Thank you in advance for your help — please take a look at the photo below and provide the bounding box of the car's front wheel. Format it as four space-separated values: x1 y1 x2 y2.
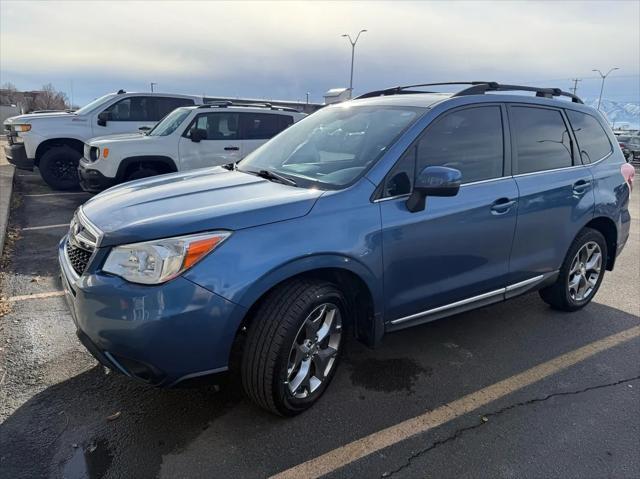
39 146 81 190
241 279 346 416
539 227 607 311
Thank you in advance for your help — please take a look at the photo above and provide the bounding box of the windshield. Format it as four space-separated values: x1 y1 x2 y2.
237 104 424 188
75 94 116 115
147 107 192 136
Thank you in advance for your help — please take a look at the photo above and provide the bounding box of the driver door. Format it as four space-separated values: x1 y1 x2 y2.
178 112 242 170
380 105 519 326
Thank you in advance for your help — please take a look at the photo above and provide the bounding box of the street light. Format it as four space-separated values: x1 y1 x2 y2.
592 67 619 110
150 82 157 93
341 29 367 99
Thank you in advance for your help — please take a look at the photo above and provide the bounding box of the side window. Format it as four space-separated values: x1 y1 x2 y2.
153 97 195 121
511 106 573 174
383 145 416 197
241 113 293 140
185 113 239 140
103 97 153 121
415 106 504 184
565 110 612 163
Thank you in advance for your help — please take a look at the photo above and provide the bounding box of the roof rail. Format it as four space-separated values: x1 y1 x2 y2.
199 101 300 112
356 81 583 104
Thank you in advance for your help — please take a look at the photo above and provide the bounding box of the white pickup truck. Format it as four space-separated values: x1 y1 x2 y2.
3 90 204 189
78 103 305 192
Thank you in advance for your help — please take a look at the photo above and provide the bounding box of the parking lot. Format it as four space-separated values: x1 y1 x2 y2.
0 163 638 479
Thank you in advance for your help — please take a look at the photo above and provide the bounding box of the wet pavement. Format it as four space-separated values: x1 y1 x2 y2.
0 169 638 479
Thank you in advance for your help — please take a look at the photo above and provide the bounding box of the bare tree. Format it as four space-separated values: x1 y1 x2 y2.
0 82 19 106
33 83 69 111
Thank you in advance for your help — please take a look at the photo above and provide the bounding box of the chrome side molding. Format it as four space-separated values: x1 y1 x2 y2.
391 274 547 326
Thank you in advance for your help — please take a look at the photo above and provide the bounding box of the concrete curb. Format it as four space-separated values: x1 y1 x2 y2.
0 164 16 258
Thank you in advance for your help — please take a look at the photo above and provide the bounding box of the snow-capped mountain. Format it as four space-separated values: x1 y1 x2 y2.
584 99 640 129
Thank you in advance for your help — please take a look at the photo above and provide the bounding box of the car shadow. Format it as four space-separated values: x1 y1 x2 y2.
1 298 638 479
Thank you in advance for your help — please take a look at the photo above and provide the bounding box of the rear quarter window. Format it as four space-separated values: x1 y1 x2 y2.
566 110 612 163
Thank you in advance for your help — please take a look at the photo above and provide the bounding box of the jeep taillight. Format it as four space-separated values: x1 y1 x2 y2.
621 163 635 191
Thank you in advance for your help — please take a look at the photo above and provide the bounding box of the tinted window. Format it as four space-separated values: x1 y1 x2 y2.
511 107 573 174
566 110 612 163
154 97 195 120
241 113 294 140
104 97 153 121
185 112 239 140
415 106 504 184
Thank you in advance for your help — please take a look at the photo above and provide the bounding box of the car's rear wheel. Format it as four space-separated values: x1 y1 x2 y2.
539 227 607 311
39 146 81 190
241 279 346 416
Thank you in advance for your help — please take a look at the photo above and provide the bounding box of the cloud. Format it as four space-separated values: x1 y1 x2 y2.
1 0 638 103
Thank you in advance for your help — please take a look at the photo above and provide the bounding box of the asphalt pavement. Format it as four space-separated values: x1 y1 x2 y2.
0 168 638 479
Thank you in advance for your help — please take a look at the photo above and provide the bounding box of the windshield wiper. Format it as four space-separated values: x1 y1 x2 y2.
245 169 297 186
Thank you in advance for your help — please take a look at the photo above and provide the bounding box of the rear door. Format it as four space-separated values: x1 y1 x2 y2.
178 111 242 170
240 112 294 156
507 105 595 284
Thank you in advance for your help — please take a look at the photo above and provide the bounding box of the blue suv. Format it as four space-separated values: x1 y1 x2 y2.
59 82 634 415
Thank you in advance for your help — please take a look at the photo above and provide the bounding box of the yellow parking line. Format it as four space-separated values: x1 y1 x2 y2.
271 325 640 479
6 291 65 302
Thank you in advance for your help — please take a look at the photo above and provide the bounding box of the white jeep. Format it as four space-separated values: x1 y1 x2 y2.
3 90 205 189
78 103 305 192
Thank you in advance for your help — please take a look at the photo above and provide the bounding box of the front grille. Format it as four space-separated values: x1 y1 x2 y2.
65 241 93 276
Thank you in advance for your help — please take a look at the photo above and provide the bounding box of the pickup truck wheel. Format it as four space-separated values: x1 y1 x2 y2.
539 228 607 312
241 279 346 416
39 146 81 190
125 167 159 182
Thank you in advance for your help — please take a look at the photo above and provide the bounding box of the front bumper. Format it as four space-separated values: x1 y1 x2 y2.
3 143 34 170
58 236 247 386
78 159 116 193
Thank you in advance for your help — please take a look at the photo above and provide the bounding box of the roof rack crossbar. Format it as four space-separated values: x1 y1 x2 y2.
199 101 299 112
356 81 583 104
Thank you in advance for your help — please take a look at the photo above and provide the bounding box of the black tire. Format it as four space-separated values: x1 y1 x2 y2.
125 167 159 182
39 146 81 190
241 279 346 416
539 227 607 312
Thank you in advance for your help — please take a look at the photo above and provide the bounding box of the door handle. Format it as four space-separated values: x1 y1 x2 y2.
224 146 240 151
572 179 591 193
490 197 517 214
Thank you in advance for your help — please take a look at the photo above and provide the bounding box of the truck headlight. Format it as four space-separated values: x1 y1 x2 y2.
102 231 230 284
14 124 31 132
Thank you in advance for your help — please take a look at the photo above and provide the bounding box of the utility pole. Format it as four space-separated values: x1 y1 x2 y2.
592 68 619 110
150 82 157 93
341 29 367 99
570 78 581 96
306 92 310 104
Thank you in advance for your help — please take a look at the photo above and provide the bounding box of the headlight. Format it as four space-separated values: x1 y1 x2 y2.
102 231 231 284
14 124 31 132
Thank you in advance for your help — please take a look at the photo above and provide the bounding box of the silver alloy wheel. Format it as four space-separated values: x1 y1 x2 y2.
567 241 602 301
286 303 342 399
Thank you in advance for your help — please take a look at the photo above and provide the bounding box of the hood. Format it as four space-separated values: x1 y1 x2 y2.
82 168 324 247
89 132 147 144
4 112 74 124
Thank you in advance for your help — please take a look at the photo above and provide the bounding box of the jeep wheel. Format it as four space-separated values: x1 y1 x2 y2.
241 279 346 416
39 146 81 190
539 227 607 311
125 167 159 182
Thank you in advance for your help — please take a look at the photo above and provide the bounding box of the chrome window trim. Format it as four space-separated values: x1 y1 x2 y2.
391 274 547 325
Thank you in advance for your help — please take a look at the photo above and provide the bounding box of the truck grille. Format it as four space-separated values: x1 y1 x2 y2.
65 241 93 276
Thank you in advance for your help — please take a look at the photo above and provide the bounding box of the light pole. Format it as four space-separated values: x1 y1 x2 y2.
150 82 157 93
592 68 618 110
341 29 367 99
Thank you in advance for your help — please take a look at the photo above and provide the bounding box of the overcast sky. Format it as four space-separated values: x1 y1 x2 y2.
1 0 638 106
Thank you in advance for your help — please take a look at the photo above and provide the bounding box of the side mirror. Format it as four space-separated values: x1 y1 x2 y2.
406 166 462 213
97 111 110 127
190 128 207 143
138 126 151 133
